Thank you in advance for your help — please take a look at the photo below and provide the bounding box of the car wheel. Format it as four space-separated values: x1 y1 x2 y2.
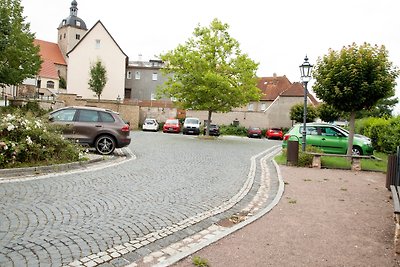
95 135 116 155
352 146 363 156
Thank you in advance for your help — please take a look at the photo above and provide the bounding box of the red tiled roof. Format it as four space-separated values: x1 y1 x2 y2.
281 82 320 106
257 75 292 101
34 39 66 79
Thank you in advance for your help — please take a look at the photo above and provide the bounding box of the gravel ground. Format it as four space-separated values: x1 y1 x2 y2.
174 166 400 267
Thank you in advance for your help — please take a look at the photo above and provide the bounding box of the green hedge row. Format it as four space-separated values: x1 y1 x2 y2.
355 116 400 154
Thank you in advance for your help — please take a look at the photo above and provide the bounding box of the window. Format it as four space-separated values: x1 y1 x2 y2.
51 109 76 122
63 33 66 38
59 34 62 40
76 34 80 40
95 39 101 49
76 21 81 27
124 88 131 99
135 71 140 80
127 71 132 79
247 103 254 111
302 126 318 135
99 112 115 122
46 81 55 89
151 93 156 100
261 103 266 111
321 127 340 137
77 110 99 122
152 73 158 81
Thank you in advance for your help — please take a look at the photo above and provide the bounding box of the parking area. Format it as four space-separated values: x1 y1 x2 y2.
0 132 281 267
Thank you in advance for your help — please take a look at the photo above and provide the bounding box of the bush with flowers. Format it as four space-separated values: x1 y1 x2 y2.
0 112 85 168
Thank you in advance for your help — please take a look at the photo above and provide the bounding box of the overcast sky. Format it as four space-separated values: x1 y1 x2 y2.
21 0 400 113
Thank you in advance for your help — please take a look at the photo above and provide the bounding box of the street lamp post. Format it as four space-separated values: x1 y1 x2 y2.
299 56 313 152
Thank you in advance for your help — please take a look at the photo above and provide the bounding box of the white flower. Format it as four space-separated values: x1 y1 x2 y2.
26 136 33 145
7 124 15 131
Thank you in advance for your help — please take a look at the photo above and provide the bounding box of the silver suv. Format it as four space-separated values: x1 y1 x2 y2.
49 106 131 155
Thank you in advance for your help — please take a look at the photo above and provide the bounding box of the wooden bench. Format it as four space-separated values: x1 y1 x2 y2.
390 185 400 253
306 152 374 171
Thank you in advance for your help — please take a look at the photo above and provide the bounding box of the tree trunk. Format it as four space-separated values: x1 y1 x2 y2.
346 111 356 157
206 110 212 136
97 95 100 102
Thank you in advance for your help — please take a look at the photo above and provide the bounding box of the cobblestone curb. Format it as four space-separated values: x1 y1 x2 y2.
0 148 130 181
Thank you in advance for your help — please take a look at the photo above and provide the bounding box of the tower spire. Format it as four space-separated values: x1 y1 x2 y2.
70 0 78 16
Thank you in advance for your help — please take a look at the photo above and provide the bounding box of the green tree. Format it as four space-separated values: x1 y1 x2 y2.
0 0 42 88
289 103 317 123
88 59 107 102
356 96 398 119
59 76 66 89
313 43 399 156
317 103 344 123
158 18 261 135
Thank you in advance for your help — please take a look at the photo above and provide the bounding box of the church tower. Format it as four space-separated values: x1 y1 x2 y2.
57 0 87 61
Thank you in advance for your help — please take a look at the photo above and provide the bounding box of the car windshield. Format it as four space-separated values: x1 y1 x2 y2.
186 119 198 124
166 119 178 124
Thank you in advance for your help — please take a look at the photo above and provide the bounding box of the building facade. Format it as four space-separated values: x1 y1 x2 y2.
124 59 169 101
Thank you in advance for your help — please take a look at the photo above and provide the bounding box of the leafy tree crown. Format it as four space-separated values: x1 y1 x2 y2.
158 18 261 113
312 42 399 112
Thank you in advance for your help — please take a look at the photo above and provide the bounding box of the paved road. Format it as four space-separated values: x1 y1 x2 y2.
0 132 281 267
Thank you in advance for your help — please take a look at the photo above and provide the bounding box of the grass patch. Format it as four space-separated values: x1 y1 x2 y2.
275 151 388 172
192 256 209 267
274 153 286 165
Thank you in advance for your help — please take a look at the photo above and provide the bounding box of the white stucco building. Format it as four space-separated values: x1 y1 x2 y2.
66 20 127 100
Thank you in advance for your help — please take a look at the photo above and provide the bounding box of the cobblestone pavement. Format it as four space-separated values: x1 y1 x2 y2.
0 132 282 267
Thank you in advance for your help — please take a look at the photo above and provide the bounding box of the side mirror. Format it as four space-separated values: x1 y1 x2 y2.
48 116 54 122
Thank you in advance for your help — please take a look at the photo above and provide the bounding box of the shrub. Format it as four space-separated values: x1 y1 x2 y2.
281 145 322 167
297 145 323 167
378 116 400 154
219 124 247 136
0 113 84 168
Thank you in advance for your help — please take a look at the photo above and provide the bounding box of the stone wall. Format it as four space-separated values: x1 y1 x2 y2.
186 96 307 129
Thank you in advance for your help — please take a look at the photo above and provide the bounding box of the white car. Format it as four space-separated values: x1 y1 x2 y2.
142 118 159 132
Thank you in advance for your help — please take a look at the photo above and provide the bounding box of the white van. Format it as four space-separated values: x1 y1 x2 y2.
183 117 201 135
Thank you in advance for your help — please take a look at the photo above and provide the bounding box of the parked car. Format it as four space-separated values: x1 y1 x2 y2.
203 124 220 136
266 128 283 140
247 127 262 138
142 118 159 132
163 118 181 133
182 117 201 135
48 106 131 155
282 123 373 155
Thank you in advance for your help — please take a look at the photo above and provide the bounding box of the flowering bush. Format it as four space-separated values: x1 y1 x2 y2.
0 113 84 168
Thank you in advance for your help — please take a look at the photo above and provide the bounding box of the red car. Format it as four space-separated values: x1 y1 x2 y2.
247 127 262 138
266 128 283 140
163 119 181 133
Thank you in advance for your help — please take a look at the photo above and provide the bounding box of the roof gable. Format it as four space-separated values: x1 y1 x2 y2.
281 82 320 106
34 39 66 65
66 20 128 59
34 39 65 79
257 75 292 101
